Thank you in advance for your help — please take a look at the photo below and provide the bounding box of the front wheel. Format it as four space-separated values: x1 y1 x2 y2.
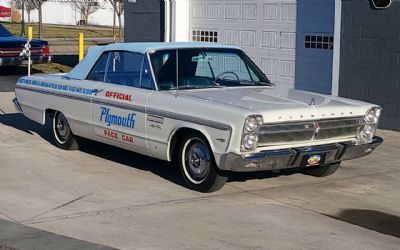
301 162 341 177
52 111 79 150
179 134 227 193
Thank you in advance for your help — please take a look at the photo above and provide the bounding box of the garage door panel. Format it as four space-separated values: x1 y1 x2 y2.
190 0 297 87
191 21 296 31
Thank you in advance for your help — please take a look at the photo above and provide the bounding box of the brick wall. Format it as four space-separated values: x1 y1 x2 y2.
339 0 400 131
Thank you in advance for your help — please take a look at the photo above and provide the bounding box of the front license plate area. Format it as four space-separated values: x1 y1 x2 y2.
301 153 326 168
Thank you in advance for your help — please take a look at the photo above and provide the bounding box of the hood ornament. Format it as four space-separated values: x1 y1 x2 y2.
309 97 316 106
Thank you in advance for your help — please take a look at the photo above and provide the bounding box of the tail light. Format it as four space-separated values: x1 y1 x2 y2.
43 46 50 55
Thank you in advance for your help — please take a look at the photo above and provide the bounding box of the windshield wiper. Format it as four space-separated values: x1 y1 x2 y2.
167 85 224 91
237 79 273 86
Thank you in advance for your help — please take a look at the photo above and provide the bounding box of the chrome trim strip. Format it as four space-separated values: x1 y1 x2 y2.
16 85 91 103
12 98 23 113
260 117 364 127
146 107 231 131
16 85 231 131
147 115 165 124
0 51 22 54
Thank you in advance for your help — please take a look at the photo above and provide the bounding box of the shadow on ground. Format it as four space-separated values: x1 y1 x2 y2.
328 209 400 238
0 113 52 143
0 112 300 189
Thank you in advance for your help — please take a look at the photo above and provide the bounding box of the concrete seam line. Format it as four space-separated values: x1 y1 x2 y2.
28 193 94 221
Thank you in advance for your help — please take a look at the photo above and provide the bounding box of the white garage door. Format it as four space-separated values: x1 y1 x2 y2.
189 0 297 88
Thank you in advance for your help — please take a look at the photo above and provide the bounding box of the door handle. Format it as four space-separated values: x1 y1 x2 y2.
91 89 104 95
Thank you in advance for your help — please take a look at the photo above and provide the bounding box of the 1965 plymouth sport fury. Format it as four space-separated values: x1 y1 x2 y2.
13 42 383 192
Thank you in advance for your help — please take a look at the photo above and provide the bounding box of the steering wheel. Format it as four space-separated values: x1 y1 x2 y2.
214 71 240 82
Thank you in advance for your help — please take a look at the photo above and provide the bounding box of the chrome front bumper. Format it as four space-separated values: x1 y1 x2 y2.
219 137 383 172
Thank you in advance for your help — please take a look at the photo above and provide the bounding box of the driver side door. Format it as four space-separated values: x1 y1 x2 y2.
87 50 155 153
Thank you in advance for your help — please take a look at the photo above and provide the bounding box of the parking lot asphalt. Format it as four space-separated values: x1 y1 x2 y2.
0 90 400 250
0 67 25 92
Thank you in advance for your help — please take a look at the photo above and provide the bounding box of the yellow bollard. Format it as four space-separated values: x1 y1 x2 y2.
28 26 32 41
79 32 84 61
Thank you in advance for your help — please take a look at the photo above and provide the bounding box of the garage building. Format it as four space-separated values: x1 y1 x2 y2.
124 0 399 131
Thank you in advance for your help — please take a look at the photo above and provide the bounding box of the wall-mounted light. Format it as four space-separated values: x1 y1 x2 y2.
370 0 392 9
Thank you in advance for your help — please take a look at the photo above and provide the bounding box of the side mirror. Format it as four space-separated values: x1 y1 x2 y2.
370 0 392 9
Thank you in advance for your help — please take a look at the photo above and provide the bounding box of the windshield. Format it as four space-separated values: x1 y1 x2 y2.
149 48 271 90
0 24 13 37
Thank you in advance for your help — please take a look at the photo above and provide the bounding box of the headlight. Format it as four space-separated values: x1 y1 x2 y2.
241 115 263 151
244 117 259 132
358 106 381 143
242 134 258 150
364 107 381 124
359 124 376 143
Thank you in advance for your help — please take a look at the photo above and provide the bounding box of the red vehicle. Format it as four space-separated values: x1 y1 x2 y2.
0 24 51 66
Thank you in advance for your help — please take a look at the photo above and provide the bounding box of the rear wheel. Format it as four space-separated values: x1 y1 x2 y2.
179 134 227 192
52 111 79 150
301 162 341 177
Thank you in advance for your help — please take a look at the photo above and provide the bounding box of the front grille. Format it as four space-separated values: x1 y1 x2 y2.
258 117 364 146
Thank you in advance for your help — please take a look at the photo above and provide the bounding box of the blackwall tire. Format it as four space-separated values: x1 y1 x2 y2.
52 111 79 150
301 162 341 177
179 133 227 193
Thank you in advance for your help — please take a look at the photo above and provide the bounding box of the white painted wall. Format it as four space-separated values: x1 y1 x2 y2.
171 0 189 42
0 0 123 27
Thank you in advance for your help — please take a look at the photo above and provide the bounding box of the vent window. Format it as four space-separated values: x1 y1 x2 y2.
192 30 218 43
305 35 334 50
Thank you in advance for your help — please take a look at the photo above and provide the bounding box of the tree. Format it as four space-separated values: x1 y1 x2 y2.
26 0 46 39
25 0 36 23
109 0 123 41
71 0 103 26
14 0 36 23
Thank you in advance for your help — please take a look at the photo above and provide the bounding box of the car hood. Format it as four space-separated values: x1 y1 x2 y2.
0 35 47 47
178 86 373 122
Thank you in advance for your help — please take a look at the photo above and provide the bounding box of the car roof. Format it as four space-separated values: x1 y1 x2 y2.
99 42 240 54
66 42 241 80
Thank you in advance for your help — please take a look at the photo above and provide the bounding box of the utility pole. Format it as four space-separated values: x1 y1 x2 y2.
21 0 26 36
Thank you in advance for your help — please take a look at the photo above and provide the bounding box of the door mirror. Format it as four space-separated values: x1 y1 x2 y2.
370 0 392 9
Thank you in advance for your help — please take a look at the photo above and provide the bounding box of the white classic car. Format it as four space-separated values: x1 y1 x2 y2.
13 42 383 192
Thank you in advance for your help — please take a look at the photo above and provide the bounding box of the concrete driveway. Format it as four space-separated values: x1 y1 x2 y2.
0 92 399 250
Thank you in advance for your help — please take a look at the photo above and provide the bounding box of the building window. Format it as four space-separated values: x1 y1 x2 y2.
305 34 334 50
192 30 218 43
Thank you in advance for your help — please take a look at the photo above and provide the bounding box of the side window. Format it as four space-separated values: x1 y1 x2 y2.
105 51 144 88
87 52 109 82
140 57 156 90
150 50 177 90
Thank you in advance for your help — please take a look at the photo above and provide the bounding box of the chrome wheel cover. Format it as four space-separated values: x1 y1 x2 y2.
182 138 211 184
53 112 71 144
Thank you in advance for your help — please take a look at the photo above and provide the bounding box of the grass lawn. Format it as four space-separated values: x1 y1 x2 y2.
32 63 72 74
1 22 117 40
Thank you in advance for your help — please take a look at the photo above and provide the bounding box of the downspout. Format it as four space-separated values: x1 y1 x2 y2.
332 0 342 96
170 0 175 42
164 0 171 42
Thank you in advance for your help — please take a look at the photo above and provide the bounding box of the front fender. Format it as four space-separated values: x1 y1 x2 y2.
166 123 232 167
